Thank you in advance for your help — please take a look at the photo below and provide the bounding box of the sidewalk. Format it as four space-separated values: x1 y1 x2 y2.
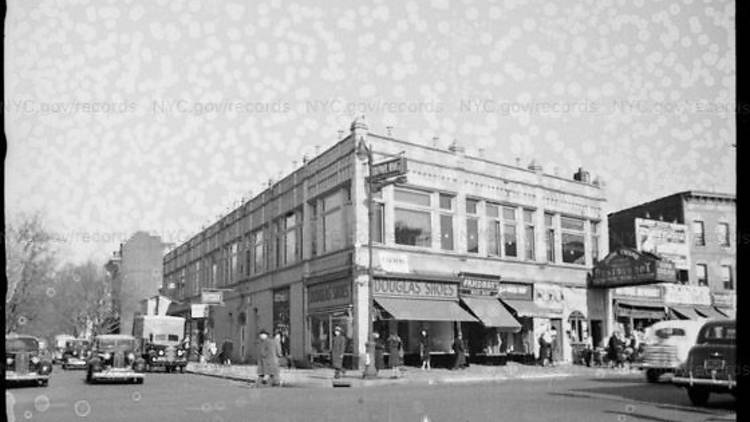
185 361 640 388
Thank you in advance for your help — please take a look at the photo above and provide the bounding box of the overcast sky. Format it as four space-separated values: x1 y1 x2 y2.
5 0 735 264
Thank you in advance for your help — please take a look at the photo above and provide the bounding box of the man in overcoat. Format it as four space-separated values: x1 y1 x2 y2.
331 326 347 379
257 330 281 386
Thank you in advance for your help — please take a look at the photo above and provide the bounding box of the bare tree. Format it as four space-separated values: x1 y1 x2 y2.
5 213 58 334
51 262 119 337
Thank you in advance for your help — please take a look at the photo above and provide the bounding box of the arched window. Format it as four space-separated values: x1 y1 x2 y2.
568 311 587 343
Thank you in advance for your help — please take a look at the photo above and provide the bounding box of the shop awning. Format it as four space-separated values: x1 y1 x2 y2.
695 306 728 319
500 299 562 318
715 307 735 319
375 298 478 322
460 297 521 331
670 306 704 320
615 299 666 320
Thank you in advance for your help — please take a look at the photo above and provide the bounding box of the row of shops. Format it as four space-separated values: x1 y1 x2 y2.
166 248 734 366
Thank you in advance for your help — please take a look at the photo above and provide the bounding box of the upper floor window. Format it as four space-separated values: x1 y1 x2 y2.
591 221 600 263
692 220 705 246
721 265 733 290
561 216 585 265
696 263 708 286
322 190 346 252
284 212 300 265
467 217 479 253
545 213 555 263
394 188 432 247
466 199 479 215
717 223 730 247
253 229 264 274
487 204 517 258
439 194 454 210
523 209 535 261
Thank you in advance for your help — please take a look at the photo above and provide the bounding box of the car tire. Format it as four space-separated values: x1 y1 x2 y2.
687 388 710 406
136 378 144 385
86 368 94 384
645 369 660 383
179 366 185 374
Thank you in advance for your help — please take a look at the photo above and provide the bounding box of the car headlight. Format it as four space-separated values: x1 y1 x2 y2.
177 349 184 356
31 356 40 364
6 357 14 365
127 353 135 361
103 353 111 360
158 350 164 356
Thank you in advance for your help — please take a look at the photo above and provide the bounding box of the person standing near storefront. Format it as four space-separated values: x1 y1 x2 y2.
257 330 281 386
538 329 552 367
549 327 558 367
419 329 431 371
373 332 385 373
331 326 347 379
452 333 467 370
387 332 403 379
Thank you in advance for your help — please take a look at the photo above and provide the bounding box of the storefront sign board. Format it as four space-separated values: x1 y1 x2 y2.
590 248 676 288
373 278 457 300
308 280 351 310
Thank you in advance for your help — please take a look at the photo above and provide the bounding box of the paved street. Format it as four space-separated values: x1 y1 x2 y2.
6 367 735 422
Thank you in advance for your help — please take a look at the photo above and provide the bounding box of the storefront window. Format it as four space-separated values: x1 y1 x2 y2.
395 208 431 247
568 311 587 343
309 312 352 354
273 288 290 331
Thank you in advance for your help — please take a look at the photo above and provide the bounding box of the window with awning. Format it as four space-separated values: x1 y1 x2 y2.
460 297 521 332
375 297 477 322
500 299 562 319
614 300 666 320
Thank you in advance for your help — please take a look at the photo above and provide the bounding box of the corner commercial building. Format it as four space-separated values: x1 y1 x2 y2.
163 118 607 368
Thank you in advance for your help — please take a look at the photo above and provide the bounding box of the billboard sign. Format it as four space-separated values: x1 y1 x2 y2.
635 218 689 270
368 156 407 183
590 248 677 288
201 290 224 305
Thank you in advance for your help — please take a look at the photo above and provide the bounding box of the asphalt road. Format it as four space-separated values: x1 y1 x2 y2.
6 366 736 422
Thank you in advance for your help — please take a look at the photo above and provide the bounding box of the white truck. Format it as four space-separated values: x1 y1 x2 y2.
132 315 187 373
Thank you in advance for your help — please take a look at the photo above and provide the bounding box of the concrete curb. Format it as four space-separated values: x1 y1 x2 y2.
186 368 582 389
560 390 736 419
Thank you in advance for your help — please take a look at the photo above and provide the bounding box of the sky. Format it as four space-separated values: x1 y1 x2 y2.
5 0 735 265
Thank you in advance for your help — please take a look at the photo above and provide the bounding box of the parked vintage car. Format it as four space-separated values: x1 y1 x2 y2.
636 320 705 383
672 319 736 406
5 335 53 387
62 339 92 370
86 334 146 384
53 334 76 364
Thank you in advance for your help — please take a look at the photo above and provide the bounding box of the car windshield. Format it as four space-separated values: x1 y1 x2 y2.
67 340 90 348
153 334 180 343
699 324 735 343
98 339 134 350
6 338 39 352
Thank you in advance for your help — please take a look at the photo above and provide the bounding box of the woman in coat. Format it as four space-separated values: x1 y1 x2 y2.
418 329 431 370
373 331 385 372
257 330 280 386
386 332 403 378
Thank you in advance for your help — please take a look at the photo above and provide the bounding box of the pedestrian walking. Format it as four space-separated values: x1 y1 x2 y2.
452 333 467 370
418 329 431 371
220 338 233 366
280 327 292 369
607 331 625 368
257 330 281 386
386 332 403 379
538 329 552 367
331 326 347 379
373 332 385 373
549 327 558 367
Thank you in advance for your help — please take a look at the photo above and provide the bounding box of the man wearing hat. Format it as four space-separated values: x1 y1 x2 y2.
257 329 281 386
331 326 347 379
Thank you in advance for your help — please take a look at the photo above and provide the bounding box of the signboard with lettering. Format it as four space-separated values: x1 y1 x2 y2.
191 304 209 319
534 284 564 310
308 280 351 310
458 273 500 297
496 283 533 301
378 251 410 273
201 290 224 305
373 278 457 300
368 156 408 183
635 218 690 270
661 283 711 306
711 292 736 308
612 285 662 299
590 248 676 288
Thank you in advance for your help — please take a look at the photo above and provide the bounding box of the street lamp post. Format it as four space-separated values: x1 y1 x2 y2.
357 139 379 379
